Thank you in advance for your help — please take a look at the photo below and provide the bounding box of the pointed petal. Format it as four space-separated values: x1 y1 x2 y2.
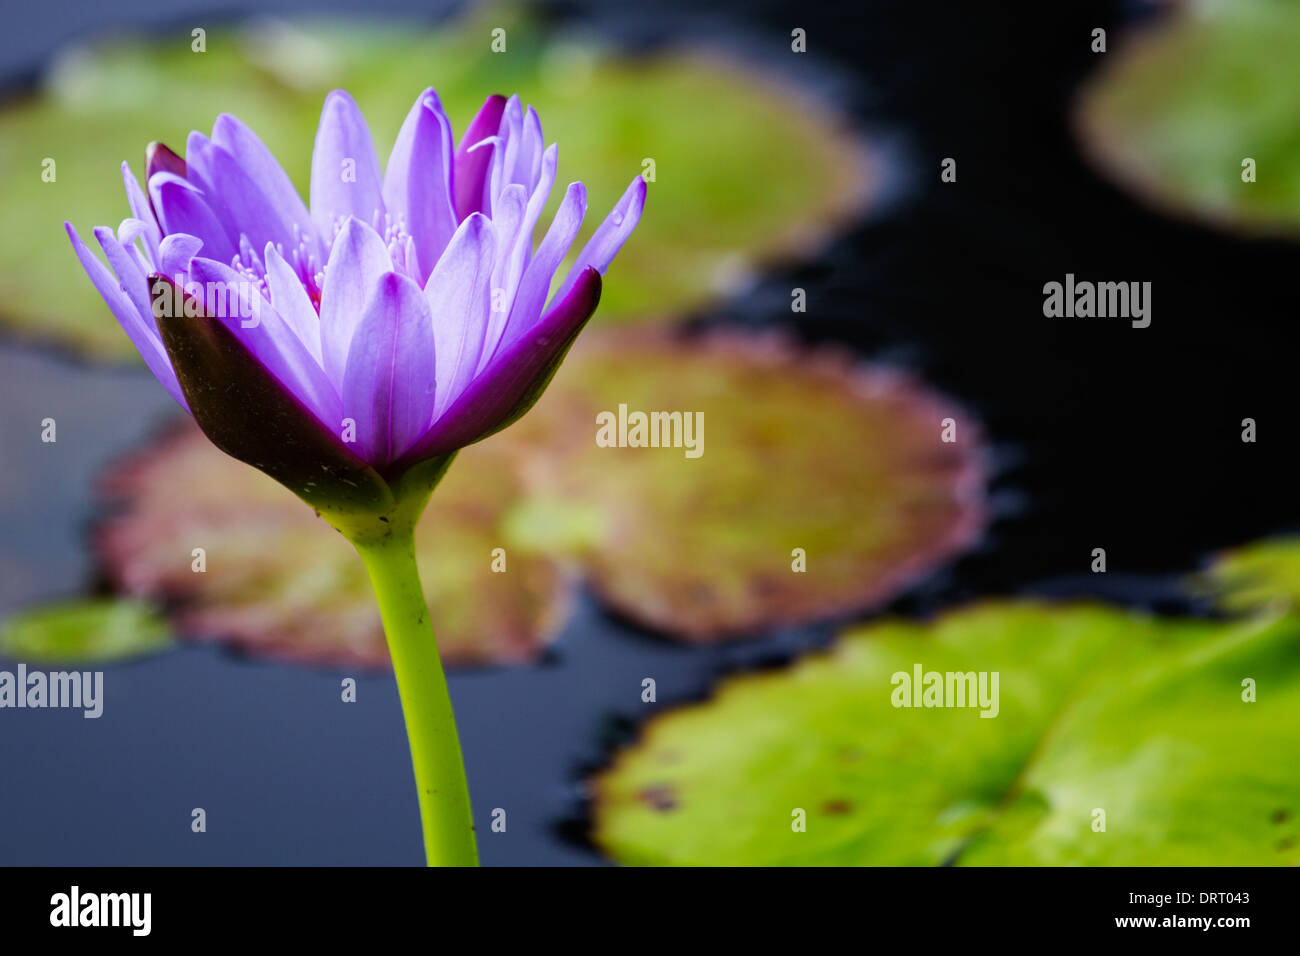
121 162 161 261
148 173 237 264
382 88 457 281
186 131 298 255
398 266 601 464
148 274 390 515
453 94 507 221
514 106 544 190
520 143 559 254
264 242 323 364
93 226 151 321
502 180 587 351
210 113 320 260
478 183 527 371
146 141 186 181
66 223 185 409
341 272 436 465
311 90 385 234
555 174 647 301
487 95 523 206
423 213 495 419
318 217 393 390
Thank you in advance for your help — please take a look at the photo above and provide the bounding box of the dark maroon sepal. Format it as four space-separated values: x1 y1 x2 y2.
149 275 394 518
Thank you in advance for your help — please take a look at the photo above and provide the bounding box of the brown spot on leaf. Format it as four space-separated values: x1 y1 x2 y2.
638 784 679 812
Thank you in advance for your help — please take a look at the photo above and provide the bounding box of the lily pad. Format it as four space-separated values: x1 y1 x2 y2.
0 598 173 663
1076 0 1300 236
94 331 983 660
96 421 571 669
0 7 872 357
591 602 1300 865
1205 536 1300 613
512 331 986 639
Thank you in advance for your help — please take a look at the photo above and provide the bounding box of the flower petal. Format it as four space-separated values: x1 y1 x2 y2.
487 95 524 206
146 141 186 181
423 212 495 420
158 234 203 277
501 180 587 352
148 274 390 516
66 223 185 409
554 174 647 301
479 183 527 370
148 173 237 265
311 90 385 235
397 266 601 465
382 88 457 281
121 162 161 261
187 257 340 430
514 106 544 191
318 217 394 390
186 131 299 256
453 94 507 221
341 272 437 466
93 226 151 321
263 241 323 364
210 113 320 261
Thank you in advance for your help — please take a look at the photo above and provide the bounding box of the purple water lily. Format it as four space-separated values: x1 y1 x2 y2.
67 88 644 504
66 87 646 866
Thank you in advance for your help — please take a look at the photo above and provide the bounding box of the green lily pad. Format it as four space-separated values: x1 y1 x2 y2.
0 598 174 663
0 7 872 358
592 601 1300 865
96 421 571 669
513 331 986 639
1076 0 1300 235
1205 536 1300 613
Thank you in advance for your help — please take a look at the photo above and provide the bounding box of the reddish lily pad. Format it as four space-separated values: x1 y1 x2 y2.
510 331 987 639
97 421 571 669
95 333 985 661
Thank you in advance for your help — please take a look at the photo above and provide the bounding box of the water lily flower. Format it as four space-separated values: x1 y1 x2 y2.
66 88 645 867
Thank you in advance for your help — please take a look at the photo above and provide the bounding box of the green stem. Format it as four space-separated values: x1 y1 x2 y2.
354 529 477 867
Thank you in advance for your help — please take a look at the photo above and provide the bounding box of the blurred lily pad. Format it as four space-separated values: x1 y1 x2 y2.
0 7 872 357
1076 0 1300 236
592 601 1300 865
0 598 173 663
97 422 571 669
514 331 986 639
94 330 983 664
1205 536 1300 613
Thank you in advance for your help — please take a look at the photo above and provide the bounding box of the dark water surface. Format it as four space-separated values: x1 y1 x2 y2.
2 0 1296 864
